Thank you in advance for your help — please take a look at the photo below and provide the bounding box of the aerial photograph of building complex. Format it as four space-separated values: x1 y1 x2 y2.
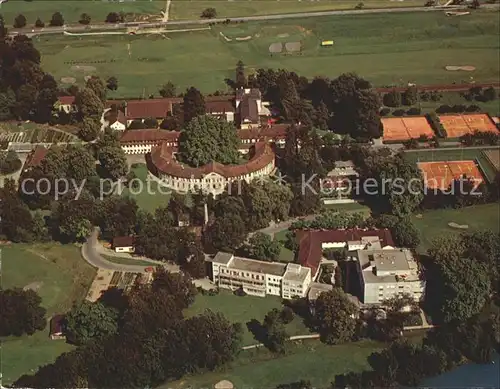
0 0 499 388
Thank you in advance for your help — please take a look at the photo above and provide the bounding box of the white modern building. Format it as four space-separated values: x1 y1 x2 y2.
355 248 425 305
210 252 311 298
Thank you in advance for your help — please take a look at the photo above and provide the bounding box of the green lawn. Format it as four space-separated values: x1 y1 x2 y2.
412 203 500 253
162 339 382 389
0 243 96 384
404 146 500 182
0 0 163 26
273 229 295 262
170 0 424 20
102 254 156 267
321 201 372 215
185 290 313 346
35 10 500 97
121 163 171 212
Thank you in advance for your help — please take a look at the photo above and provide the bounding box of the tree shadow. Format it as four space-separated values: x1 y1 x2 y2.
246 319 267 344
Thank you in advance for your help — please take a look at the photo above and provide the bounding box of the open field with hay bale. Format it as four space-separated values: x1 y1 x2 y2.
35 10 500 97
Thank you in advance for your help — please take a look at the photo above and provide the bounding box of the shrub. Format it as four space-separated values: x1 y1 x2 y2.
379 107 391 116
201 7 217 18
34 18 45 28
466 104 481 112
403 86 418 106
426 112 447 138
280 307 295 324
50 12 64 27
392 109 406 117
383 90 402 107
406 107 421 116
79 13 91 25
13 14 27 29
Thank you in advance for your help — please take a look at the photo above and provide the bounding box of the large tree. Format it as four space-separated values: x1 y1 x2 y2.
85 75 106 102
51 194 97 242
314 288 358 344
178 115 239 167
97 129 128 180
78 117 100 141
159 81 176 98
329 73 383 140
245 232 281 262
183 86 205 123
204 214 247 252
75 87 104 118
426 235 491 323
0 288 46 336
65 301 119 345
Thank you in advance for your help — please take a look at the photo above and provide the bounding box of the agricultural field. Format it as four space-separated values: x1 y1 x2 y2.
0 122 79 144
0 0 164 27
0 243 96 384
169 0 424 20
34 10 500 97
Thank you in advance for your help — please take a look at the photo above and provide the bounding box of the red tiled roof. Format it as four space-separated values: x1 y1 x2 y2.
120 129 180 144
113 236 136 247
295 229 395 275
125 98 182 119
151 142 274 179
24 146 48 169
238 124 289 140
205 100 235 113
58 96 75 105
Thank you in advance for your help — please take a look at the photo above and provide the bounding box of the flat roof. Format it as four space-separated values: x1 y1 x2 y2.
283 263 310 283
231 256 286 276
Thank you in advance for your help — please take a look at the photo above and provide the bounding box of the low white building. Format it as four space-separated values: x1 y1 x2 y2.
355 248 425 305
112 236 135 253
210 252 311 299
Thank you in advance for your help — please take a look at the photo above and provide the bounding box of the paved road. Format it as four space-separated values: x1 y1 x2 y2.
9 4 492 37
250 214 319 239
82 228 179 273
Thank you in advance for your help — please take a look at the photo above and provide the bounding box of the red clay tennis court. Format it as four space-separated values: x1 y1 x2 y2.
418 160 484 190
438 114 498 138
382 117 434 142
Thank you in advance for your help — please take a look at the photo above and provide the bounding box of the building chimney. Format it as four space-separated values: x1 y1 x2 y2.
204 203 209 225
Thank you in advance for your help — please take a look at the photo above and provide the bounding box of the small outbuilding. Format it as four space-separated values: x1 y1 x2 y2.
49 314 66 340
112 236 136 253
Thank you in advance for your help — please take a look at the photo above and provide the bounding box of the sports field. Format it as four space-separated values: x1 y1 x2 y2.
404 146 500 182
0 244 96 384
34 10 500 97
438 113 499 138
382 116 435 142
418 160 484 190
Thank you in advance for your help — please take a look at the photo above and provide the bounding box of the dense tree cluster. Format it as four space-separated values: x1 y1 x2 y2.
178 115 240 166
244 232 281 262
204 179 293 252
0 35 58 123
0 149 22 174
0 288 46 336
333 313 500 389
424 232 497 323
14 269 243 389
250 71 382 140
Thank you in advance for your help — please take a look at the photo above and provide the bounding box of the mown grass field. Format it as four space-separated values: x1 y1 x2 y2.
162 339 382 389
0 0 164 27
0 244 96 384
185 290 313 346
169 0 424 20
412 203 500 253
35 10 500 97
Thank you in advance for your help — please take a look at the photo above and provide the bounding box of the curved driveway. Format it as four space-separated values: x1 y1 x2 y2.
81 229 155 272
